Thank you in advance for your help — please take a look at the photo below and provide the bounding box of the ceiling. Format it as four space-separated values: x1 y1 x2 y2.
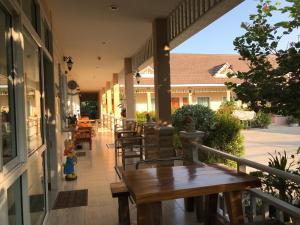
46 0 182 91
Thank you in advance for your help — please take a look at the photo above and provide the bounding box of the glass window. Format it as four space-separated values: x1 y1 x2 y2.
197 97 210 108
7 177 23 225
171 97 180 109
23 30 43 153
41 20 52 54
27 153 46 225
22 0 40 33
0 5 17 165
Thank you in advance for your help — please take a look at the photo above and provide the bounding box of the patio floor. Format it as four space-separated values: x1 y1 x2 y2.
46 129 198 225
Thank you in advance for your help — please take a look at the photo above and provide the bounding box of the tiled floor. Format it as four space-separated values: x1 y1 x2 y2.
46 129 198 225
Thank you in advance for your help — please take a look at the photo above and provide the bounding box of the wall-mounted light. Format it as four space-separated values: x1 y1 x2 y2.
135 72 141 84
63 56 74 71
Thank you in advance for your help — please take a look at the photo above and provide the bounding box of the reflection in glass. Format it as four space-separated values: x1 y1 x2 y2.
0 5 16 164
7 177 23 225
22 0 39 32
23 30 43 153
28 153 46 225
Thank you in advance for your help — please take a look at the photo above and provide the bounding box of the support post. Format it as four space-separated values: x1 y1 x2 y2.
124 58 136 120
113 73 120 118
188 91 193 105
147 91 152 112
153 18 171 124
106 81 112 114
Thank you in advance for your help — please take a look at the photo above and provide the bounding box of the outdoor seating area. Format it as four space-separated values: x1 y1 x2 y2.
73 117 96 150
102 118 300 225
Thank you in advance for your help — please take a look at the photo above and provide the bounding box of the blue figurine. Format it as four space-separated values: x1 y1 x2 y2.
63 139 77 181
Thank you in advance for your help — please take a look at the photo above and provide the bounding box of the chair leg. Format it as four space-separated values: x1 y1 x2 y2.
195 196 205 222
184 197 194 212
224 191 244 225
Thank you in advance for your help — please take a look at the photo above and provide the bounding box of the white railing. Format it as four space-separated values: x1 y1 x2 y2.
196 144 300 224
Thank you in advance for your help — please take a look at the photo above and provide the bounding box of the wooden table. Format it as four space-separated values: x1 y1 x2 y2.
123 164 261 225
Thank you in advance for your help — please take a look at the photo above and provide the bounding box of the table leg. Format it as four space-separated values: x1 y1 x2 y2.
137 202 162 225
224 191 244 225
204 194 218 225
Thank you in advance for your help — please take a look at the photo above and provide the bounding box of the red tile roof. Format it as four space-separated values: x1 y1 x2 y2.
139 54 249 85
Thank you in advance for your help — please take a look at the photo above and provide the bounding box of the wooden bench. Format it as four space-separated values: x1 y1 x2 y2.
110 182 130 225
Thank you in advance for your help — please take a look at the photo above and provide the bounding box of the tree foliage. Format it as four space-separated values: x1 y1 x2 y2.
226 0 300 119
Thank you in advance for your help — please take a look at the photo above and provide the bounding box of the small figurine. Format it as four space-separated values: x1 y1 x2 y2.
63 139 77 181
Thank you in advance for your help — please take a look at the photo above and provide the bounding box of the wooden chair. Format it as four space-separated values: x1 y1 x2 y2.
74 126 92 149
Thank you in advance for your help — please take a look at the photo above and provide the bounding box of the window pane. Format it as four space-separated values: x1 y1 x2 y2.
28 153 46 225
171 97 180 109
23 31 43 153
197 97 210 107
7 177 23 225
0 6 16 165
182 97 189 106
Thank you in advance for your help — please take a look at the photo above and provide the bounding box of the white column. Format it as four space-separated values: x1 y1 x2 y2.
226 90 231 101
188 92 193 105
124 58 136 120
147 92 152 112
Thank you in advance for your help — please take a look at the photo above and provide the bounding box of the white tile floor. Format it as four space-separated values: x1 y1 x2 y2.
46 129 199 225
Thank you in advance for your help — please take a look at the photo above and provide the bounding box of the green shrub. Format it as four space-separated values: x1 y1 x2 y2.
203 114 244 166
252 111 272 128
136 111 156 123
251 150 300 212
172 105 215 133
217 101 237 115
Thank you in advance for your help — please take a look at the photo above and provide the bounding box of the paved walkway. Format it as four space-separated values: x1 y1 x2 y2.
242 125 300 166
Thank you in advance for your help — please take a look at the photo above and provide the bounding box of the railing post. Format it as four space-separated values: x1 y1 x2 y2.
237 162 247 174
262 201 270 221
248 193 257 222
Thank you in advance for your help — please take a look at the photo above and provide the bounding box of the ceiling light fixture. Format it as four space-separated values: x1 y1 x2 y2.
135 72 141 84
63 56 74 71
110 4 119 11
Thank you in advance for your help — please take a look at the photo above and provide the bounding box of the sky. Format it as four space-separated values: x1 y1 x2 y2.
172 0 299 54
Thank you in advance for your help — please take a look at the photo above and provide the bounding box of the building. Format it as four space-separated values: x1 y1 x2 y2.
134 54 246 112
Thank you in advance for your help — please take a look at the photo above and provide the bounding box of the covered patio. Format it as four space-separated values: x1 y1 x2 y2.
0 0 299 225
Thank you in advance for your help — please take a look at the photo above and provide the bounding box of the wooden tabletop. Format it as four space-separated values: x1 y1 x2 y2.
123 164 261 204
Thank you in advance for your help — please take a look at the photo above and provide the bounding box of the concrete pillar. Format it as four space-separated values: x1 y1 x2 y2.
153 18 171 124
147 91 152 112
188 91 193 105
113 73 120 118
106 81 112 113
124 58 136 120
226 90 231 101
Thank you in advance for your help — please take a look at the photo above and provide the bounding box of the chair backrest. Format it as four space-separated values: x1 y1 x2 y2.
124 120 136 131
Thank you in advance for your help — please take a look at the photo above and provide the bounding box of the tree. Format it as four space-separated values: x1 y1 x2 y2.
226 0 300 119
